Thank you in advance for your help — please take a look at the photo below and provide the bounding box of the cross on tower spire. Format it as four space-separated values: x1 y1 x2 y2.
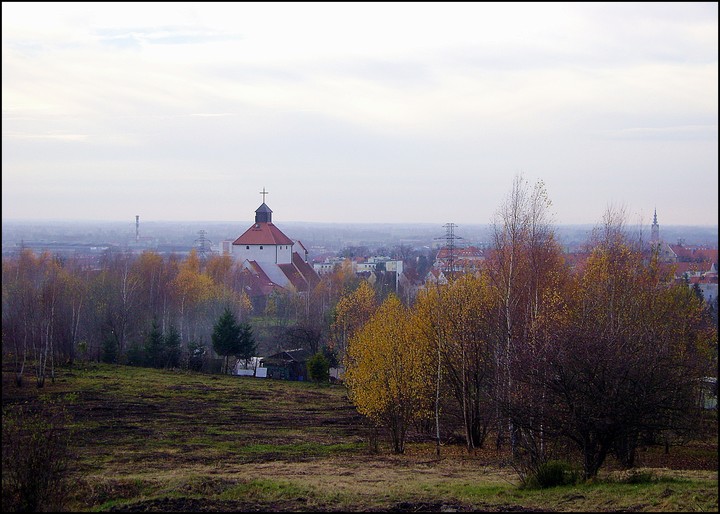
260 187 269 203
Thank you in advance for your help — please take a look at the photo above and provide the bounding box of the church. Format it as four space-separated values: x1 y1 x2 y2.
227 189 320 297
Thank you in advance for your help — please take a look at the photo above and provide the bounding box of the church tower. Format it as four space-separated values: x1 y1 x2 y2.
255 202 272 223
650 208 660 247
231 188 294 265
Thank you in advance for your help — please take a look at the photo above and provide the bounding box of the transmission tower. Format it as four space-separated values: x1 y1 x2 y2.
194 230 213 260
434 223 463 278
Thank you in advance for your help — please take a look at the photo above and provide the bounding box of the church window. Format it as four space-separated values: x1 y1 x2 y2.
246 246 249 250
260 246 263 250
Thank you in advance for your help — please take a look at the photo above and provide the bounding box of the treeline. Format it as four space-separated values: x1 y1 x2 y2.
342 177 717 481
1 239 387 386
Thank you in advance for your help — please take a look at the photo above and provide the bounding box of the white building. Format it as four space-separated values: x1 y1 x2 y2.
225 194 319 293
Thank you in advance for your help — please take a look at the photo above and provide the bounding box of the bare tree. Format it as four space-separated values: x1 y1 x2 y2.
508 207 715 479
487 174 558 453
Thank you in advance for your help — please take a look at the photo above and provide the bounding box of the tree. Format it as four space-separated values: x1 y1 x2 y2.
235 322 257 368
487 174 560 454
101 251 142 360
184 340 205 372
307 352 330 383
134 251 172 333
510 207 716 479
414 273 498 452
144 319 164 368
172 250 214 344
211 308 242 374
344 294 434 453
2 249 44 386
163 324 181 368
284 324 323 355
332 280 377 357
50 255 87 367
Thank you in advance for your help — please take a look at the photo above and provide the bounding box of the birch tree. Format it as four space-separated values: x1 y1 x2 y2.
344 294 434 453
332 280 377 357
414 273 498 452
487 174 557 452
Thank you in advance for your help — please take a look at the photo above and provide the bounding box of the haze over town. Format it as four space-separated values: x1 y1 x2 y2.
2 2 718 227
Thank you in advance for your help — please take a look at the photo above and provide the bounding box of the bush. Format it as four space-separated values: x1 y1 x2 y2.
306 352 330 383
2 397 73 512
526 460 578 489
101 337 118 364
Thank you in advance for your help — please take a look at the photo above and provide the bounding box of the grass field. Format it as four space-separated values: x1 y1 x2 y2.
2 363 717 512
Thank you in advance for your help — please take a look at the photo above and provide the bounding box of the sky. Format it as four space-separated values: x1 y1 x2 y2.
2 2 718 227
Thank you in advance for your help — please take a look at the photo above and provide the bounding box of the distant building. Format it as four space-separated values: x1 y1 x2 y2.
650 208 660 249
647 209 718 306
221 240 232 255
260 348 312 381
433 245 485 273
225 190 320 295
313 256 403 276
425 268 449 286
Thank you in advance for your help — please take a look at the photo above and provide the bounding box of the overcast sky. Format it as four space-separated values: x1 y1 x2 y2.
2 2 718 227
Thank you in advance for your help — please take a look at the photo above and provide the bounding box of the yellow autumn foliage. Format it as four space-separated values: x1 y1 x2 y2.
332 280 377 354
344 294 434 453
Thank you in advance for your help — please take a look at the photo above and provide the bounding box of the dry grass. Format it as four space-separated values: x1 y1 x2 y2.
2 363 717 512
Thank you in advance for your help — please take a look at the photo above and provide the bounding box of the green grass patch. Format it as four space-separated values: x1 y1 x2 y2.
3 363 715 512
236 441 362 457
220 478 312 501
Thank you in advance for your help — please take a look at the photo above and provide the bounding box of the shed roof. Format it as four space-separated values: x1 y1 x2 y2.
262 348 312 364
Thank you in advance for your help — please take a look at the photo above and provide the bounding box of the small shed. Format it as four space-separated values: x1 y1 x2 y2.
699 377 717 410
260 348 312 381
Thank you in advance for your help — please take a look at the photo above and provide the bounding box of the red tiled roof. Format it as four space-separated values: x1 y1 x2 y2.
668 245 718 263
292 252 321 288
693 248 718 263
242 262 283 296
232 222 294 246
278 263 308 292
241 253 322 294
670 262 706 276
660 260 716 279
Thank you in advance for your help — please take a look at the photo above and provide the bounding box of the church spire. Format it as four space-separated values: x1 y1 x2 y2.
651 207 659 245
255 187 272 223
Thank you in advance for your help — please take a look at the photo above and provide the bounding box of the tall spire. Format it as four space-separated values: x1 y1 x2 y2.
651 207 660 245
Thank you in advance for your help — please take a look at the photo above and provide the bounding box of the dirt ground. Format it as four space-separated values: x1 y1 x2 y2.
2 364 717 512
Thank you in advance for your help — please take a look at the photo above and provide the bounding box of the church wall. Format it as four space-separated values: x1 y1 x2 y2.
232 243 293 264
275 244 293 264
